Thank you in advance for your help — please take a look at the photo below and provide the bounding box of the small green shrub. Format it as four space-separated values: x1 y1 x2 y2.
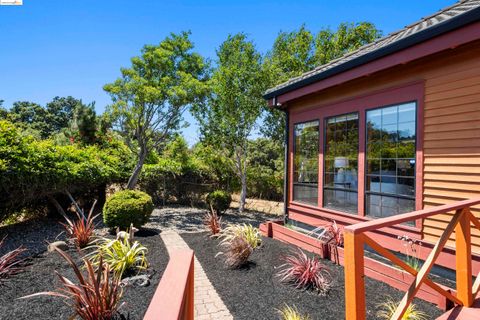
103 190 153 229
89 237 148 279
220 223 262 249
206 190 232 215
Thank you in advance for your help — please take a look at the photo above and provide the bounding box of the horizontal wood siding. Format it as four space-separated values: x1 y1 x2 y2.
423 57 480 253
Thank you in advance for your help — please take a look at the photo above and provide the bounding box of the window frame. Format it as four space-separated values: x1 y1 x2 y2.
323 112 360 214
364 101 418 222
287 81 424 232
292 119 320 206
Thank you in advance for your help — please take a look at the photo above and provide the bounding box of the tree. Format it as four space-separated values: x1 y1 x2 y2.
262 22 381 142
104 31 209 189
191 33 267 212
262 26 315 143
8 101 49 137
45 96 82 136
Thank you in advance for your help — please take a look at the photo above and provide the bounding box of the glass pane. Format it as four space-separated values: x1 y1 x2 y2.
293 121 319 204
367 159 380 175
397 177 415 196
397 159 415 177
399 102 416 123
293 184 317 205
382 106 398 125
398 121 415 141
381 159 396 175
324 112 358 213
366 175 381 192
366 102 417 219
324 189 358 214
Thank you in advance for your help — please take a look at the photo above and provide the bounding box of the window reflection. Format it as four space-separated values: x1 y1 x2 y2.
323 113 359 213
293 121 319 205
366 102 416 221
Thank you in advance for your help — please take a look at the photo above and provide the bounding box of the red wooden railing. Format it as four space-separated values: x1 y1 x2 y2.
344 198 480 320
144 249 195 320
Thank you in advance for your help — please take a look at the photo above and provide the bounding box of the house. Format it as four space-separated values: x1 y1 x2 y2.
263 0 480 317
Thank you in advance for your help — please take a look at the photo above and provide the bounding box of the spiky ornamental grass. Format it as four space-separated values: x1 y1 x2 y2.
0 236 26 282
376 297 428 320
61 200 99 249
204 205 222 236
217 235 253 269
21 248 123 320
219 223 261 249
278 304 311 320
277 248 332 295
88 237 148 279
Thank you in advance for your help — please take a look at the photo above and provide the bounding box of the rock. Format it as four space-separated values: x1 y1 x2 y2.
47 241 68 252
121 274 151 287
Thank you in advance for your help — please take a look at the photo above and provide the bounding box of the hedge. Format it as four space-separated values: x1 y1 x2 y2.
0 120 133 221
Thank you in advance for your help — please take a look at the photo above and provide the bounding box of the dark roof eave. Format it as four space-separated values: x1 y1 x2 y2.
263 6 480 101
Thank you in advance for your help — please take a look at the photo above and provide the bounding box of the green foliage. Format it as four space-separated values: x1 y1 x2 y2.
206 190 232 215
376 298 427 320
140 135 216 205
104 31 209 189
247 138 283 201
89 237 148 279
220 224 262 249
278 304 311 320
262 22 381 143
191 33 268 211
103 190 153 229
0 120 133 221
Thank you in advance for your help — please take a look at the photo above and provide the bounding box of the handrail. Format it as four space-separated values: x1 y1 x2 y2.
346 198 480 234
344 198 480 320
144 249 195 320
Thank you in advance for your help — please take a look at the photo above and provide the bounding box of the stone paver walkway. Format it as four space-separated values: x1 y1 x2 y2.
160 230 233 320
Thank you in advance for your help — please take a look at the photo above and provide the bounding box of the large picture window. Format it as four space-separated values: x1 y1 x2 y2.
366 102 416 219
293 121 319 205
324 113 359 213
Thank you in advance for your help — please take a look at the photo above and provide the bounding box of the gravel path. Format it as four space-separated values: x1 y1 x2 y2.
145 205 280 233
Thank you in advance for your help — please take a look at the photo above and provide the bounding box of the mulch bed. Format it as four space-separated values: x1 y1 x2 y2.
182 232 443 320
0 227 168 320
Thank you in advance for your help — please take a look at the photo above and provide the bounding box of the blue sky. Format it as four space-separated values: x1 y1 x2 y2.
0 0 454 144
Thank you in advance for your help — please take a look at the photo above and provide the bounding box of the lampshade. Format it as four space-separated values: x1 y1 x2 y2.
334 157 349 168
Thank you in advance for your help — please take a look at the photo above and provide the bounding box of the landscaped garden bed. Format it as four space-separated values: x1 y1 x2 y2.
0 224 168 320
182 232 443 319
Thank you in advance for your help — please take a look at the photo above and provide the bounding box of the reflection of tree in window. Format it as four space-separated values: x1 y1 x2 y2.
324 113 359 213
366 102 416 222
293 121 319 205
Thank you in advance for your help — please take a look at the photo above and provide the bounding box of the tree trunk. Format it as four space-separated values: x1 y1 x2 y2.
127 145 147 190
239 173 247 213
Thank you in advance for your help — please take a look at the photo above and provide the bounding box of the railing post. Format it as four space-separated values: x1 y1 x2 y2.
344 230 366 320
455 208 473 307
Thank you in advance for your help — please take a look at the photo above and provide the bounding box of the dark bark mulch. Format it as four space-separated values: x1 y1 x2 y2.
182 232 443 320
0 228 168 320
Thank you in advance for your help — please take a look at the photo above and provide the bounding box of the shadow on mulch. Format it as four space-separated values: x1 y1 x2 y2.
182 232 443 320
0 228 168 320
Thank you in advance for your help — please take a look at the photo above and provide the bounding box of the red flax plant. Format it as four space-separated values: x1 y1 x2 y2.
204 204 222 236
277 249 332 296
22 248 123 320
325 221 344 265
62 200 99 249
217 236 253 269
0 237 26 282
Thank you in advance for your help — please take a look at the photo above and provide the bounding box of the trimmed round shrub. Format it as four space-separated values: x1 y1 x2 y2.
103 190 154 229
206 190 232 215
